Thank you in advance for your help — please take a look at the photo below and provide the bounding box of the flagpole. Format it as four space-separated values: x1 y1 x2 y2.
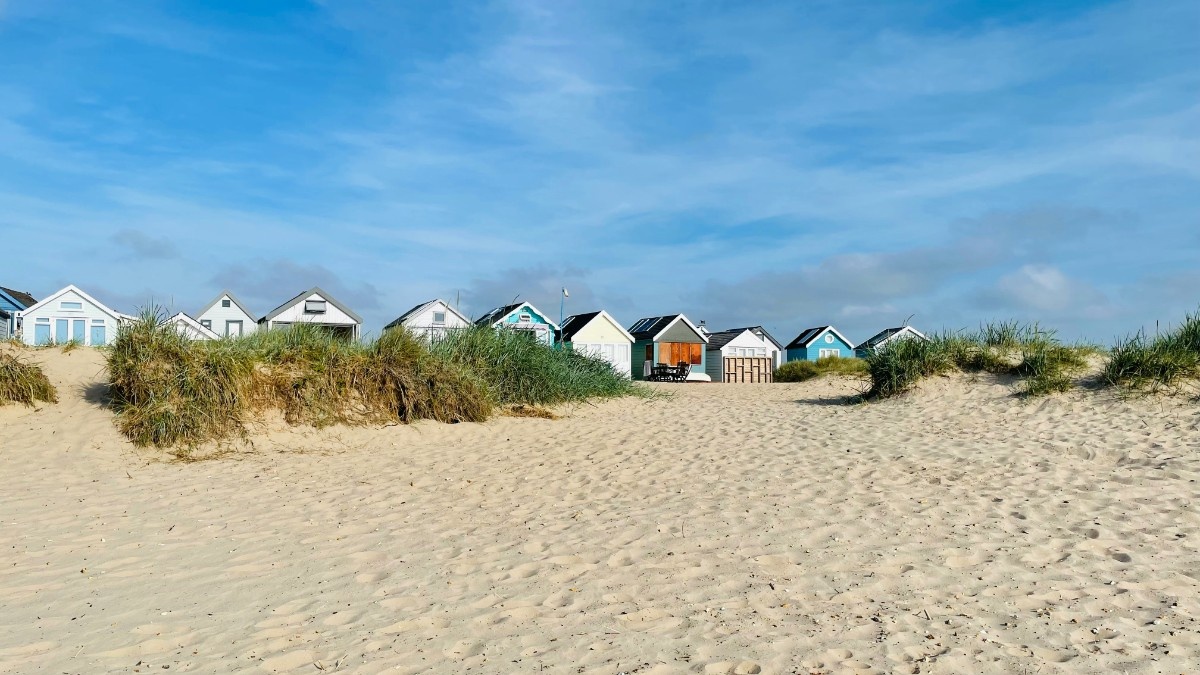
558 288 568 349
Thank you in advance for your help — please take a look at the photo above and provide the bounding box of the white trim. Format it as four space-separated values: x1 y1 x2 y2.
167 312 221 340
487 301 560 331
15 285 125 322
564 310 635 343
802 326 856 350
650 314 709 344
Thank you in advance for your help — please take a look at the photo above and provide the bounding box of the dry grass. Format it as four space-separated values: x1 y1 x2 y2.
0 351 58 406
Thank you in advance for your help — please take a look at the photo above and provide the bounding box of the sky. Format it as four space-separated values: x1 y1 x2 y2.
1 0 1197 345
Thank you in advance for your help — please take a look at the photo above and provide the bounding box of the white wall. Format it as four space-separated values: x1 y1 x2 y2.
197 294 257 337
568 313 633 377
401 300 470 338
20 288 123 347
266 292 359 328
705 330 783 381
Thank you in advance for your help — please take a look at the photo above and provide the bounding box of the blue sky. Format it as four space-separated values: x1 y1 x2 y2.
1 0 1197 344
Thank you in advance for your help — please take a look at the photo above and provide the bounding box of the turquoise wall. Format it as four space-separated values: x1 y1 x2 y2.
785 330 855 361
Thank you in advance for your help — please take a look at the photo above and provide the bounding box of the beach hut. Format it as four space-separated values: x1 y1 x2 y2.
384 299 471 340
854 326 927 358
703 326 784 383
785 326 855 361
475 301 558 346
15 285 130 347
166 312 221 341
258 287 362 340
560 311 635 377
196 290 258 338
628 314 710 381
0 309 9 340
0 286 36 338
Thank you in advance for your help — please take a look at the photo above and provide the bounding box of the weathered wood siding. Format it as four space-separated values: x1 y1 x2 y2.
722 357 773 383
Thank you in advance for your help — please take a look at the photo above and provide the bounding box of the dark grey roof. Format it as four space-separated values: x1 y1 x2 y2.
785 326 827 349
560 311 601 342
0 286 37 308
475 302 559 329
859 327 903 350
196 290 256 321
260 287 363 324
628 315 679 341
705 326 784 351
858 326 926 350
0 308 10 319
475 302 524 327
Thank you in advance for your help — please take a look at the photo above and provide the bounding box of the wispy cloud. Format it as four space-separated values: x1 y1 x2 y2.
0 0 1196 341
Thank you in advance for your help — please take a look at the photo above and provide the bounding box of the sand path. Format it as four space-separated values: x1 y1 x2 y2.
1 348 1198 673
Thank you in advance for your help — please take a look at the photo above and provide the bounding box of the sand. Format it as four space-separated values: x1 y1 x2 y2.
1 346 1198 674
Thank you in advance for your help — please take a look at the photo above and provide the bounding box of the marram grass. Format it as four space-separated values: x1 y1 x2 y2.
773 356 867 383
0 352 58 406
107 313 641 451
860 322 1094 400
1103 311 1200 394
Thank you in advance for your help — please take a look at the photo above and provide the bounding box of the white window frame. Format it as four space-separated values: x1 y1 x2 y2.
432 311 446 325
818 348 840 359
304 300 327 315
61 301 83 311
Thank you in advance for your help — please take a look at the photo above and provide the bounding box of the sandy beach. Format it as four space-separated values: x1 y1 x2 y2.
1 346 1198 674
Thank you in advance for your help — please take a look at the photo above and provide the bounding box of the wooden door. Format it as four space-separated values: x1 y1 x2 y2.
723 357 773 383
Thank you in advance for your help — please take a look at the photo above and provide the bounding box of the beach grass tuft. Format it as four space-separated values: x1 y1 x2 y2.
774 356 868 383
429 326 643 406
0 351 58 406
1103 311 1200 394
862 322 1093 400
107 314 640 451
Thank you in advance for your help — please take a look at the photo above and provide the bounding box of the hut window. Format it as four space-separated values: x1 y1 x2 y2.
518 312 532 323
824 334 834 344
432 311 446 324
222 299 231 308
61 301 83 310
660 342 702 365
201 319 212 329
304 300 327 314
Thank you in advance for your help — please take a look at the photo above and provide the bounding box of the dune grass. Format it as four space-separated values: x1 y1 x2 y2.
107 314 640 451
0 351 58 406
861 322 1094 400
774 356 868 383
429 326 642 406
1103 311 1200 394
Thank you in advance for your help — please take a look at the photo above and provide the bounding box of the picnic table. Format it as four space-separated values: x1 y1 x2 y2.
649 362 690 382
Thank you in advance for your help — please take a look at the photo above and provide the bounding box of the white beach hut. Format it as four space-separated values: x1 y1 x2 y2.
703 326 784 383
258 287 362 340
196 290 258 338
560 311 635 377
16 285 131 347
166 312 221 341
383 298 471 340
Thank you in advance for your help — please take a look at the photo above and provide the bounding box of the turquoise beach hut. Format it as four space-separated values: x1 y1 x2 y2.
784 325 856 361
475 301 559 346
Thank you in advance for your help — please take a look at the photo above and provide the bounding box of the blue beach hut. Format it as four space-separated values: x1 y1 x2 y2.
784 325 856 361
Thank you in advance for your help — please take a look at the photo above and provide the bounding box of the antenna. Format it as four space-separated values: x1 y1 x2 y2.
903 313 915 327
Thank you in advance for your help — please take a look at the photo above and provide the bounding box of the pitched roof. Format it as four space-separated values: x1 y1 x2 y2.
196 290 257 321
167 312 221 340
785 325 856 350
260 287 363 324
0 286 36 309
561 311 634 343
858 326 926 350
705 326 784 351
385 299 470 330
628 314 708 343
475 301 559 330
16 284 126 322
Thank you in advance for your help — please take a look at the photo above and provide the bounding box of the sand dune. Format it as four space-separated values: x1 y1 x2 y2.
1 347 1198 673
